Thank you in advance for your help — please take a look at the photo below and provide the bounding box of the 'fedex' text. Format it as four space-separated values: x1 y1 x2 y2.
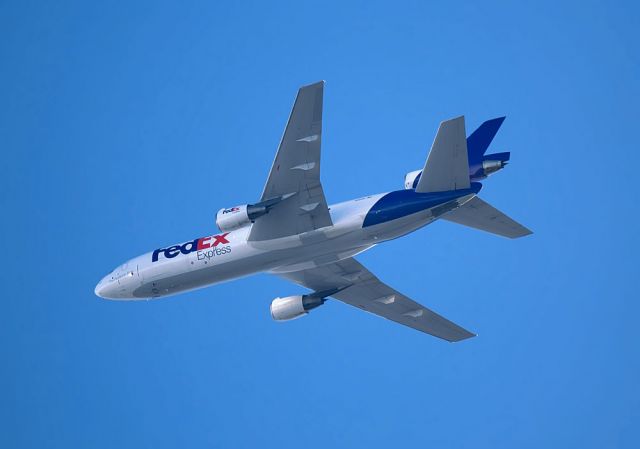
152 233 231 262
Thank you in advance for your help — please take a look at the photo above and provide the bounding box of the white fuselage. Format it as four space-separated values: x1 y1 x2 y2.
95 190 475 300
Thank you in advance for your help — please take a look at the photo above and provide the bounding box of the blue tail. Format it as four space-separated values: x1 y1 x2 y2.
404 116 511 190
467 117 509 180
467 117 505 165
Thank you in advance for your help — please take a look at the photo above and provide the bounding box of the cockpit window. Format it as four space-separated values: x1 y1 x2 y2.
112 269 134 281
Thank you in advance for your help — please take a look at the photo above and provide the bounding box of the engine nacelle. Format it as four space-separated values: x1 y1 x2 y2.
481 159 506 176
216 204 268 232
469 152 510 180
270 295 325 321
404 169 422 190
405 151 510 188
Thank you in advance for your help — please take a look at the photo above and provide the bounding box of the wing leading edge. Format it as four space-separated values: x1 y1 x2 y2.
277 258 475 342
250 81 333 241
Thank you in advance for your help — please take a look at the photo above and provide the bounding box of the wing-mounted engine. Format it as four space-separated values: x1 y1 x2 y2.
270 295 326 321
216 194 295 232
216 204 267 232
269 287 343 321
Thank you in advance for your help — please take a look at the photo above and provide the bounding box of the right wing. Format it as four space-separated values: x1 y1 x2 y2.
249 81 333 241
277 258 475 342
441 196 532 238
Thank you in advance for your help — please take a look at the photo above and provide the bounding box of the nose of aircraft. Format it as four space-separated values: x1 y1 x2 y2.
94 275 121 299
94 276 110 298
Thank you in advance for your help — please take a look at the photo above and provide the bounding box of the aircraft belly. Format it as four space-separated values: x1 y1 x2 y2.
364 209 435 241
134 257 262 298
130 192 473 299
133 222 371 298
267 244 374 274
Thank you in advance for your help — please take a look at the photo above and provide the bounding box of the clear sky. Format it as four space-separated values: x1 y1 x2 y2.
1 1 639 448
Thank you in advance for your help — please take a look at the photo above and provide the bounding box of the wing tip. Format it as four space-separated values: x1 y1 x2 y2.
448 331 477 343
440 115 465 126
509 228 534 239
300 80 325 89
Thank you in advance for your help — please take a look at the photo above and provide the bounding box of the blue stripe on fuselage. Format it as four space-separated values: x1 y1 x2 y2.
363 183 482 228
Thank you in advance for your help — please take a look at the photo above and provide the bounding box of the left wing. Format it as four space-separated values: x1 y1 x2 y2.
277 258 475 342
250 81 333 241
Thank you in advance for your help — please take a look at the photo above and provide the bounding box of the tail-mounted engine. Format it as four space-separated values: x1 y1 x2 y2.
404 170 422 189
468 152 510 180
404 152 510 189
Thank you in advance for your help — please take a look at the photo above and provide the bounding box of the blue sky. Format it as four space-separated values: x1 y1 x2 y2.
1 1 639 447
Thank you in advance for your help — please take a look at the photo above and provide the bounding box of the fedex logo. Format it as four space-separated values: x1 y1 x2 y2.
222 207 240 214
152 233 230 263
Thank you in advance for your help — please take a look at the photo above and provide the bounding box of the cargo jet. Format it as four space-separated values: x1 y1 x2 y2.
95 81 531 341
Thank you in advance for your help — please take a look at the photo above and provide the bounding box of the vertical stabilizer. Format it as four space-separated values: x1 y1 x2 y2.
415 116 470 193
467 116 505 166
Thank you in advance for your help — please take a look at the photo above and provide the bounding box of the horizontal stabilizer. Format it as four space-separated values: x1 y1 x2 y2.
415 116 470 193
442 196 532 238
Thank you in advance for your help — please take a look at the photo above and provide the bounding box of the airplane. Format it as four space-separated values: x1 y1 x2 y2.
95 81 531 342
